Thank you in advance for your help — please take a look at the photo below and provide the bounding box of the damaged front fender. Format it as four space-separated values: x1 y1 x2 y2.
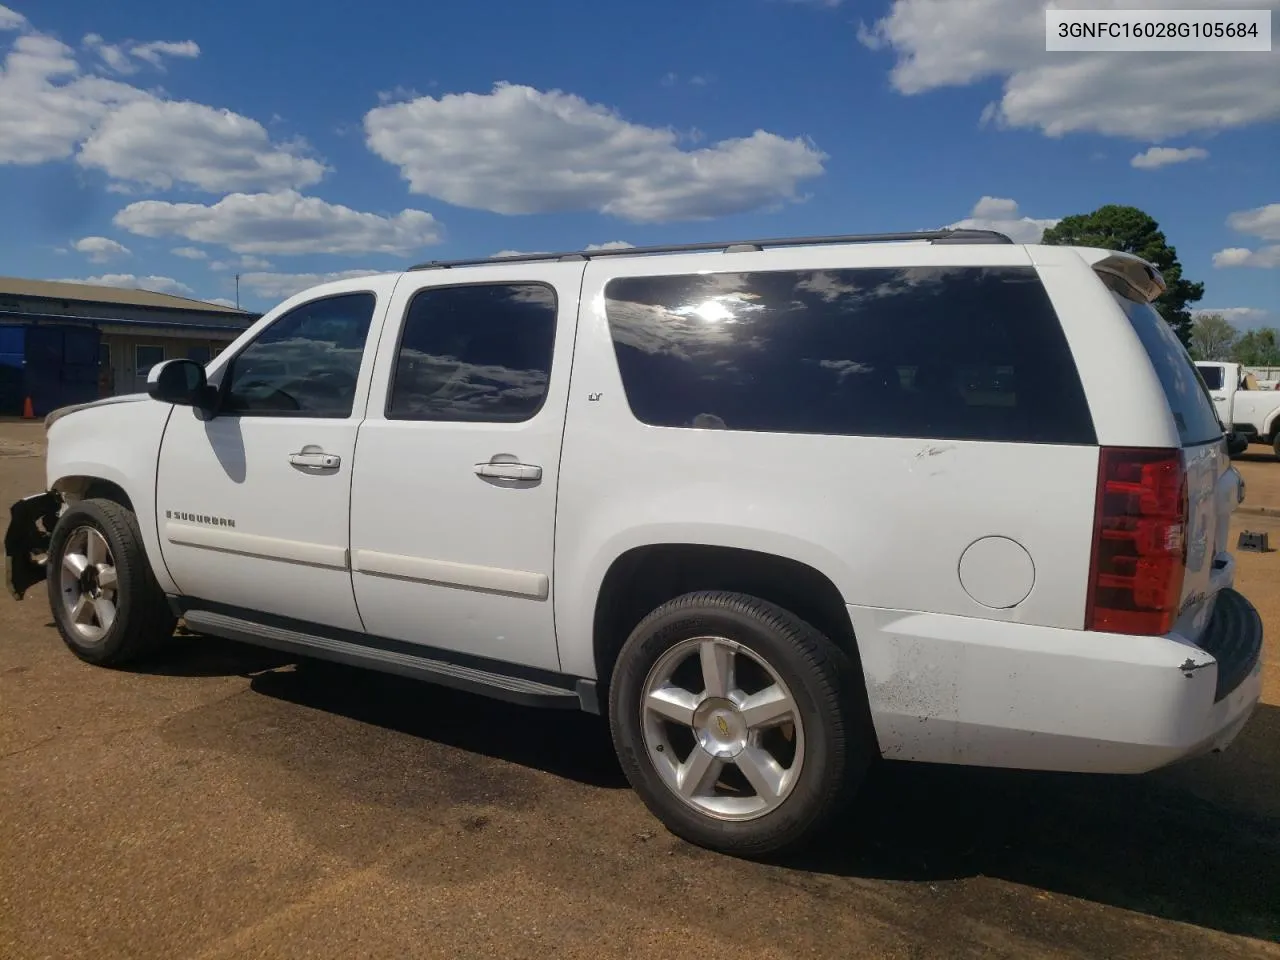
4 491 63 601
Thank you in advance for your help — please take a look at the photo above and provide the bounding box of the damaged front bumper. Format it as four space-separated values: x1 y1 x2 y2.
4 491 63 601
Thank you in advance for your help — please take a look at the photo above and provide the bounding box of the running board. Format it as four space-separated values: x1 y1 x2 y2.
181 608 589 711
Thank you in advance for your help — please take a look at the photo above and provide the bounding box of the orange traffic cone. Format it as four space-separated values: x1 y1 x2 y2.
21 396 34 419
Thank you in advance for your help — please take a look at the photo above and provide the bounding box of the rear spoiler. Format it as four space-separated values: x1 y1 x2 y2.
1083 250 1167 305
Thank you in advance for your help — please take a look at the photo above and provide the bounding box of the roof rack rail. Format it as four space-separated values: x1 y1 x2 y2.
407 228 1014 271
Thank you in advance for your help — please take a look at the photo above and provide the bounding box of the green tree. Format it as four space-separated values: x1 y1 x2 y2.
1041 204 1204 348
1232 327 1280 367
1188 312 1238 360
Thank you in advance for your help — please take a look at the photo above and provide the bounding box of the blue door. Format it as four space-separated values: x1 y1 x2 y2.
0 325 23 416
24 325 102 416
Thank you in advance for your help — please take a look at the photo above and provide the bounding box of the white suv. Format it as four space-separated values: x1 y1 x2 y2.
4 229 1264 856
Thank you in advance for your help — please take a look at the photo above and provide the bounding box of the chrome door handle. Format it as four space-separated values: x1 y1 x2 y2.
474 461 542 481
289 451 341 470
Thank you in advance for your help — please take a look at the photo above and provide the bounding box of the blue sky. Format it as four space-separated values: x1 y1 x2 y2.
1 0 1276 324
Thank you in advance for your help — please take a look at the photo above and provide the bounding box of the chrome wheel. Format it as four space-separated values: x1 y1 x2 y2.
58 526 119 643
641 636 805 821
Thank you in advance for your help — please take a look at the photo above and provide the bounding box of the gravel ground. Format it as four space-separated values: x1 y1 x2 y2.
2 419 1278 960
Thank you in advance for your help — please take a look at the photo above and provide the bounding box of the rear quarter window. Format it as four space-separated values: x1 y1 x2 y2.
1113 295 1223 445
603 266 1097 444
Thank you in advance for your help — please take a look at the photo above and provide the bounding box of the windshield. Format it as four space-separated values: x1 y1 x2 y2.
1113 294 1223 445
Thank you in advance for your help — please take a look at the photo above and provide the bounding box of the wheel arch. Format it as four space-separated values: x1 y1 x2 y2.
1263 404 1280 440
591 542 874 726
52 475 135 512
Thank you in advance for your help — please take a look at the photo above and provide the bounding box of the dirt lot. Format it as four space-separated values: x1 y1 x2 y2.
2 419 1279 960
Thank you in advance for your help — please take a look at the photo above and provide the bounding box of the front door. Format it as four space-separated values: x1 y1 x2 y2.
349 264 584 671
156 281 394 631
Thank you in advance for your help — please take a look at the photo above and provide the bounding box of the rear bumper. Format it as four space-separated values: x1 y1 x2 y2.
849 589 1263 774
4 491 61 601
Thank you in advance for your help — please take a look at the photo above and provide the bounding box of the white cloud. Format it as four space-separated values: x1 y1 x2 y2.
171 246 207 259
82 34 198 75
0 14 308 198
859 0 1280 140
0 5 26 30
1193 307 1272 329
1214 203 1280 268
376 85 422 104
128 40 199 69
946 196 1060 243
364 82 826 223
114 190 444 256
1212 246 1280 269
78 99 327 192
210 254 274 271
0 32 150 164
491 243 632 258
72 236 130 263
238 269 382 300
1130 146 1208 169
1227 203 1280 241
207 297 238 308
56 273 195 296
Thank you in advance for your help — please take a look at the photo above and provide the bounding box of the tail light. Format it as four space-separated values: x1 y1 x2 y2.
1086 447 1187 636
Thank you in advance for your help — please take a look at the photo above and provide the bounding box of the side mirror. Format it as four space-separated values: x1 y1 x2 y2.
147 359 218 416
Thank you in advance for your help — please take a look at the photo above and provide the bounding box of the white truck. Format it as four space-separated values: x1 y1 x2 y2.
4 230 1263 857
1196 360 1280 458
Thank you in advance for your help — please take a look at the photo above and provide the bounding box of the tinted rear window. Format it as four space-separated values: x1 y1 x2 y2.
604 266 1096 444
1113 294 1223 445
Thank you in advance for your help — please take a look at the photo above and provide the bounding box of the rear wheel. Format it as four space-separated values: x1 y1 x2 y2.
47 498 176 666
608 591 873 857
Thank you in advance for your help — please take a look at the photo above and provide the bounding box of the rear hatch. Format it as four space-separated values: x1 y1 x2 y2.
1106 281 1236 646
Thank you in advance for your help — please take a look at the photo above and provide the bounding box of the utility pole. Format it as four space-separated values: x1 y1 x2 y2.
235 273 240 310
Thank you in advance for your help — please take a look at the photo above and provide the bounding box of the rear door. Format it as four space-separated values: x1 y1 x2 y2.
348 262 584 672
1117 296 1236 642
1195 362 1236 428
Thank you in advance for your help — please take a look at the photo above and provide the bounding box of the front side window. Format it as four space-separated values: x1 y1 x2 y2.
604 266 1096 444
387 283 557 423
222 292 376 418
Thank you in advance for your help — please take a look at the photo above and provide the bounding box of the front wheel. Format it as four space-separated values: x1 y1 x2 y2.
46 498 176 666
608 591 874 857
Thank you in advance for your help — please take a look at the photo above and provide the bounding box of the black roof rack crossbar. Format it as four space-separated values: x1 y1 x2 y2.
407 228 1014 271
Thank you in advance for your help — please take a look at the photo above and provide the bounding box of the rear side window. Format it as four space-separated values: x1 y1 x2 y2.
1113 295 1223 445
387 283 557 422
603 266 1096 444
1194 363 1223 390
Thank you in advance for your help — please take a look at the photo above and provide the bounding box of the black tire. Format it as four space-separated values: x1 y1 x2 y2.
1273 432 1280 460
46 498 176 666
608 591 874 857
